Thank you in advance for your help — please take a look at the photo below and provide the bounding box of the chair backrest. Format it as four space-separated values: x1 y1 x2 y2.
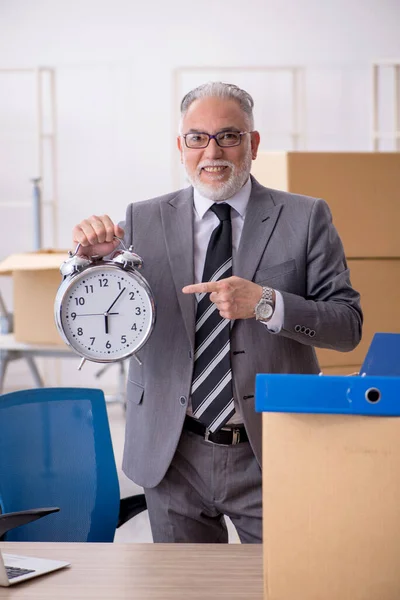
0 387 120 542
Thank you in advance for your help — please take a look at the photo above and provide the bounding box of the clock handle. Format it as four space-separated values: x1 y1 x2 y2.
69 235 124 259
69 242 87 258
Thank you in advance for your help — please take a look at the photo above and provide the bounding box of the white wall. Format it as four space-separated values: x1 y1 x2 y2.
1 0 399 392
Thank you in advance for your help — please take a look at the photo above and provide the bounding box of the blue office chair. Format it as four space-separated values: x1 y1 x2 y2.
0 387 147 542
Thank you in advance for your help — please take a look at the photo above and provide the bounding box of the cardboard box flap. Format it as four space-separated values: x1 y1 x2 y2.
0 250 70 275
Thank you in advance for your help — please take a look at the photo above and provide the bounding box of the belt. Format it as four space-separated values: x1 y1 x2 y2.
184 415 249 445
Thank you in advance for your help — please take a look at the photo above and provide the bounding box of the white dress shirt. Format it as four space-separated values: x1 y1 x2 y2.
187 177 284 425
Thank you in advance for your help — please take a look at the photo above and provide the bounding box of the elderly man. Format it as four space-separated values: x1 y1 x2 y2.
72 82 363 543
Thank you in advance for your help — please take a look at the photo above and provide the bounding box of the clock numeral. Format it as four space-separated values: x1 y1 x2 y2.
71 312 77 320
85 285 94 293
90 337 95 346
75 297 85 306
99 278 109 287
118 281 124 290
121 335 127 344
129 292 135 300
135 307 141 315
131 323 137 331
106 341 111 349
77 328 83 336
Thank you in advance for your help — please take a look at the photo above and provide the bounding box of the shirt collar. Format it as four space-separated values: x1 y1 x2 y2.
193 177 252 220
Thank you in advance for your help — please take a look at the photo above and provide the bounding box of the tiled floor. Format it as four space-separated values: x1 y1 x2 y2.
107 402 240 543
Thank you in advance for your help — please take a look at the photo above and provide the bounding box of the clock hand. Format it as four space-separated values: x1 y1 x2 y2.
105 314 109 335
105 288 126 314
72 312 119 317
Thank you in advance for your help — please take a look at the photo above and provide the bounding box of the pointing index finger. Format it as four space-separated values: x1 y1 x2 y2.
182 282 220 294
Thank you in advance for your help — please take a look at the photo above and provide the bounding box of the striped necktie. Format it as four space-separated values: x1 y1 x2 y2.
190 202 235 433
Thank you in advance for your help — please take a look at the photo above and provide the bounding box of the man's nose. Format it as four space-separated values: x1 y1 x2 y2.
204 138 224 159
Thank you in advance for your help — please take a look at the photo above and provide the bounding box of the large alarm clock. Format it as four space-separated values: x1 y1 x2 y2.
54 241 155 365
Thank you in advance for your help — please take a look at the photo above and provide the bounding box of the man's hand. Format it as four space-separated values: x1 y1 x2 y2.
72 214 125 258
182 276 263 320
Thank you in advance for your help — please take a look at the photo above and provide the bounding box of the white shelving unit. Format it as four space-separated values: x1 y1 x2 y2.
372 60 400 151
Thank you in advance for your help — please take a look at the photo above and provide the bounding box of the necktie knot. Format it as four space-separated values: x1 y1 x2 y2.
210 203 231 222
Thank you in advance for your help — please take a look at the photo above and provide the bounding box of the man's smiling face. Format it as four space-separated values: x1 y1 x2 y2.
177 96 260 201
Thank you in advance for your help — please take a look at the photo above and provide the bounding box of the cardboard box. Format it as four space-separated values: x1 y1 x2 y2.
319 365 360 375
262 409 400 599
0 250 69 345
252 152 400 258
316 258 400 368
251 151 400 369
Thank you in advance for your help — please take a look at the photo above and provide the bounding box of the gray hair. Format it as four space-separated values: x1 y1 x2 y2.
179 82 255 132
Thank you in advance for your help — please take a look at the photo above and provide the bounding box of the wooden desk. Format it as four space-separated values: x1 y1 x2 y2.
0 543 263 599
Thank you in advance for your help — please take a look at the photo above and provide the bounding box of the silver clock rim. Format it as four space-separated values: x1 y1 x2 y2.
54 261 156 363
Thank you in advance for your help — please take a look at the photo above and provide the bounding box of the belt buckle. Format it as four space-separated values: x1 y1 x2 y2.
204 428 229 446
232 428 241 445
204 427 238 446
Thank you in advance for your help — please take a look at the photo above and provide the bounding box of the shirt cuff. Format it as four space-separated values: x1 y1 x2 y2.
261 290 284 333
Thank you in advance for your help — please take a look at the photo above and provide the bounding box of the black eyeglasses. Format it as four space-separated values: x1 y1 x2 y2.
183 130 252 149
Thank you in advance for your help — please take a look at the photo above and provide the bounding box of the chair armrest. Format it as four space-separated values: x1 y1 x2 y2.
0 507 60 537
117 494 147 528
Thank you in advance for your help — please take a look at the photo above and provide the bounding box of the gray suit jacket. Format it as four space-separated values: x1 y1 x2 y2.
121 177 362 488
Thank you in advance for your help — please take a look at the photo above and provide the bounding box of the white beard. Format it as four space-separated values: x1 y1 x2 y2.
183 146 253 201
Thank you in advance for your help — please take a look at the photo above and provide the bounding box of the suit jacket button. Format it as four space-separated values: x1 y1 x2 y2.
295 325 301 332
179 396 187 406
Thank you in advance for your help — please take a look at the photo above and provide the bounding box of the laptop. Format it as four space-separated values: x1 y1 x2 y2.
0 548 70 586
0 507 70 586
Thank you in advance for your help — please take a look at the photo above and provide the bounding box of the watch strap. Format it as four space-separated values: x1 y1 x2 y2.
260 286 274 303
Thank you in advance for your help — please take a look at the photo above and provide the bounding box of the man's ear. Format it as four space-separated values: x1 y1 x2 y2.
251 131 261 160
177 136 184 164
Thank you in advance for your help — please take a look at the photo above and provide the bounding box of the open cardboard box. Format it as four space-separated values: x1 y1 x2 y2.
0 249 69 345
256 333 400 600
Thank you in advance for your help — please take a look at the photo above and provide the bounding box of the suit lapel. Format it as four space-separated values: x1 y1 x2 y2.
235 177 283 281
160 179 282 347
160 187 196 350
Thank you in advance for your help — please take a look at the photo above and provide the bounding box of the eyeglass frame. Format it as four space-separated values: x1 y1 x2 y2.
182 130 254 149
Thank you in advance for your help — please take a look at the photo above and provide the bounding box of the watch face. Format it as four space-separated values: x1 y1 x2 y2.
55 264 155 362
258 300 273 320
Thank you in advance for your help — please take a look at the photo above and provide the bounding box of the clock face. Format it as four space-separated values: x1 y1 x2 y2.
56 264 155 362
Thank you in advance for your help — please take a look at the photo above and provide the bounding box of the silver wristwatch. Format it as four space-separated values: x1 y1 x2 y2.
254 286 275 322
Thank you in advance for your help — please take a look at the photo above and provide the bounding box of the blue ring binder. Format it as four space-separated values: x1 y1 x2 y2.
255 333 400 416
